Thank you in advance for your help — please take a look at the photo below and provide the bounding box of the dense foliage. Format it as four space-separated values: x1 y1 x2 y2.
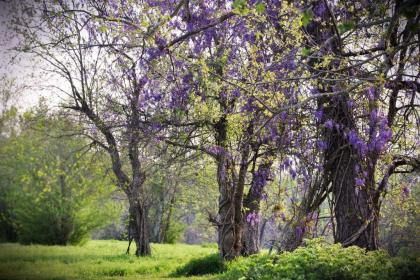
222 239 420 280
0 106 121 245
173 253 226 276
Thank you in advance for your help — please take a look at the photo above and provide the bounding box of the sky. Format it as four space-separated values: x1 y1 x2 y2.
0 0 60 111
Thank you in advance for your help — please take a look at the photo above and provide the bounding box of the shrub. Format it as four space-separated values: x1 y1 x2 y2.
0 112 122 245
173 253 226 276
389 257 420 280
163 221 186 244
222 238 420 280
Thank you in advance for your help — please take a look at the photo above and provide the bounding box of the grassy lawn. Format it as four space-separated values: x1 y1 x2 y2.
0 240 220 280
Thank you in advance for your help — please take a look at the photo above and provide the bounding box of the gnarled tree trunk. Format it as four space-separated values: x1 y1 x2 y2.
303 0 379 250
214 117 252 260
241 159 273 255
216 149 250 260
322 96 378 250
241 218 260 256
127 195 151 256
216 154 240 260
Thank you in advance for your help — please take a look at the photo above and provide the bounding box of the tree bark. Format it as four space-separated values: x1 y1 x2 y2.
303 0 379 250
241 159 273 255
323 96 378 250
128 195 151 256
241 218 260 255
214 117 254 259
216 151 243 260
162 195 175 243
278 220 304 252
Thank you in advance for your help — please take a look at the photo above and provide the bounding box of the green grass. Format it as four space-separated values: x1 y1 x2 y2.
0 240 220 280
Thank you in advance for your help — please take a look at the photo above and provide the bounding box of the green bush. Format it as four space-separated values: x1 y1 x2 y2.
0 110 122 245
162 220 186 244
173 253 226 276
389 257 420 280
222 239 420 280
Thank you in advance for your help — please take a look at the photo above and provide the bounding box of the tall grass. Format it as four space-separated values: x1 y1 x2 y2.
0 240 219 280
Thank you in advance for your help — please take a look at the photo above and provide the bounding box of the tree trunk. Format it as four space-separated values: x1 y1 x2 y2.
323 97 378 250
152 202 164 243
216 152 243 260
241 157 273 255
242 182 260 255
277 171 328 252
128 196 151 256
162 195 175 243
303 1 379 250
259 218 268 247
332 166 378 250
278 220 304 252
277 203 313 252
241 219 260 255
213 115 249 260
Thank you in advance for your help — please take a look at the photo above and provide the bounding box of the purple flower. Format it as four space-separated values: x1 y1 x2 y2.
241 96 257 112
317 140 327 150
282 158 292 169
139 76 148 86
247 211 261 227
280 48 297 70
182 72 193 84
280 212 286 222
314 1 328 18
295 225 305 240
280 111 288 121
206 145 224 156
348 130 359 146
402 186 410 197
269 125 279 140
355 178 365 186
366 86 376 101
261 193 268 201
370 109 378 124
231 88 241 99
311 88 320 95
324 119 333 129
252 165 272 194
314 109 323 122
147 47 163 60
289 168 297 180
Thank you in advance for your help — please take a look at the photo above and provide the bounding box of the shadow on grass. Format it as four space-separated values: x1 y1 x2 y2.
171 253 226 277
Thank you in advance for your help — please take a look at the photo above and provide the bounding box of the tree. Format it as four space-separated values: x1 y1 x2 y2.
300 0 419 249
0 105 121 245
160 1 303 258
11 0 173 255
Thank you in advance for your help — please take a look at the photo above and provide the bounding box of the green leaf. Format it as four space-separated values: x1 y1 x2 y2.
98 25 108 33
301 47 311 57
337 21 354 33
233 0 246 10
255 2 266 14
300 10 313 27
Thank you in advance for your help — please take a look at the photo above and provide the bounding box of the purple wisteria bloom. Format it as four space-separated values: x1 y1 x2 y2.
247 211 261 227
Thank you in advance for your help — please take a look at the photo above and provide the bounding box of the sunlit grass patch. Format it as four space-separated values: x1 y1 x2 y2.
0 240 219 280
